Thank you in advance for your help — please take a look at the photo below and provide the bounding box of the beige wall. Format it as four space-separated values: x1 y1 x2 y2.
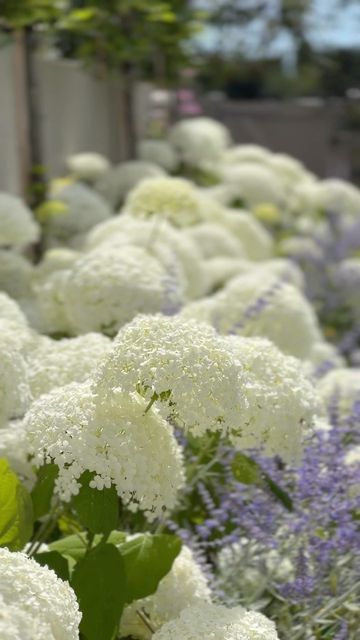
0 45 152 195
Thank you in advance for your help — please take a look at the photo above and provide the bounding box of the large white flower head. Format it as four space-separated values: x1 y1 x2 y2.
95 161 165 209
152 602 279 640
185 222 245 259
125 176 203 227
25 382 185 517
44 183 112 243
0 193 40 247
137 139 179 173
28 333 112 399
220 209 274 260
0 250 33 300
204 257 252 291
334 258 360 318
182 272 321 359
315 178 360 216
221 163 285 208
34 248 80 279
267 153 311 188
63 244 184 335
66 151 110 182
120 545 211 639
0 547 81 640
317 368 360 424
225 335 319 462
169 117 232 167
0 291 30 325
31 268 72 335
304 341 345 380
94 315 247 438
85 216 208 300
0 335 31 427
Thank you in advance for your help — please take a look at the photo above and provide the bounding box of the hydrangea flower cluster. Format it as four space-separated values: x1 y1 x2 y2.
0 547 81 640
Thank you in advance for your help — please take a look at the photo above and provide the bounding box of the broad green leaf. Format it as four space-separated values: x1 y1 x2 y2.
0 458 33 550
70 472 119 535
31 464 58 520
71 543 126 640
34 550 70 582
118 533 181 603
231 452 261 485
49 530 127 562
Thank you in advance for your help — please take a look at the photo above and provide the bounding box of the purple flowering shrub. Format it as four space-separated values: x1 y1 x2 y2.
168 403 360 639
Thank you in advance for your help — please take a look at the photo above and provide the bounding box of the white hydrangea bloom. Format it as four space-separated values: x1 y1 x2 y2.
120 546 211 639
0 291 30 325
221 163 285 208
85 216 208 300
125 177 203 227
304 341 345 379
219 209 273 261
345 445 360 466
334 258 360 318
28 333 112 399
66 151 110 182
0 250 33 300
315 179 360 216
267 153 310 188
0 335 31 426
25 382 185 517
95 161 165 209
31 268 72 335
317 368 360 423
204 257 251 291
226 336 319 462
152 602 279 640
0 547 81 640
34 247 81 279
169 117 232 167
0 419 36 489
0 193 40 247
278 236 324 262
222 144 272 166
63 245 183 335
185 223 245 259
137 139 179 172
94 315 247 438
44 183 112 242
182 273 321 359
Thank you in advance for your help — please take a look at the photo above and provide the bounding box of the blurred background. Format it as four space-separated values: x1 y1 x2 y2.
0 0 359 199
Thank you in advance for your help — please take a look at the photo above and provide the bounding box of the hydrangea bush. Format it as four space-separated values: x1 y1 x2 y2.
0 116 359 640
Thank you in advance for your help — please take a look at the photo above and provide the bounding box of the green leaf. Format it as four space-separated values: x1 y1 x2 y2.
118 533 181 603
70 472 119 535
263 474 293 511
71 543 126 640
49 530 127 563
34 550 70 581
0 458 33 550
31 464 58 520
231 452 262 485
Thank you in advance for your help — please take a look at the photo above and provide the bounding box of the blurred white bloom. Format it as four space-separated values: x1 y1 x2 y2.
28 333 112 399
25 382 185 517
169 117 231 167
316 179 360 216
334 258 360 318
152 602 279 640
95 160 165 209
185 222 245 259
182 272 321 359
120 546 211 639
305 341 345 379
137 139 179 172
267 153 311 188
0 419 36 489
31 268 72 335
218 209 274 260
44 183 111 243
63 245 183 335
317 368 360 423
221 163 285 208
66 151 110 182
0 291 30 325
222 144 272 165
0 250 33 300
204 257 251 291
0 547 81 640
125 177 203 227
345 445 360 466
0 335 31 426
0 193 40 247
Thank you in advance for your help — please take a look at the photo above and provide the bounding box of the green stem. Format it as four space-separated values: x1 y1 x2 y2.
27 506 62 557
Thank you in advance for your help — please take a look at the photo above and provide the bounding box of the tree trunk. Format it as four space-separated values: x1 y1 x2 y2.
121 63 137 160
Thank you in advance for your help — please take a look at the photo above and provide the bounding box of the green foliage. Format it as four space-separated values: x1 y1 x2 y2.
31 463 58 520
34 549 70 581
232 452 293 511
0 0 62 28
0 458 33 550
71 543 127 640
118 533 182 603
70 471 119 536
